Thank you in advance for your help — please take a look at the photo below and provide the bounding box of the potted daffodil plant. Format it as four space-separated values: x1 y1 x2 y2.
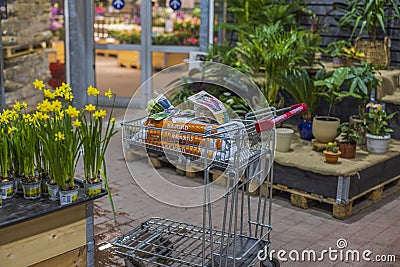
79 86 117 198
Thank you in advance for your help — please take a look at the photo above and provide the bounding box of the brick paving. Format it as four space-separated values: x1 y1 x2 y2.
92 109 400 267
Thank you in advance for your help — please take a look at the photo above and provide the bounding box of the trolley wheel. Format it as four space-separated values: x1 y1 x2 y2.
260 257 280 267
124 257 145 267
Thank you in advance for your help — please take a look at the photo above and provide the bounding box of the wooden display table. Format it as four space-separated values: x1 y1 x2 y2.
272 134 400 219
0 182 106 267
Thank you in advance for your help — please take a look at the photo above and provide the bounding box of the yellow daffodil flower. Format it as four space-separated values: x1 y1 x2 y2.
51 100 62 112
37 99 52 113
22 102 28 109
7 127 17 135
9 110 18 120
0 114 9 123
42 113 50 120
64 92 74 101
104 88 113 99
110 117 116 123
55 131 65 141
13 101 21 111
87 85 100 97
85 104 96 112
93 109 107 119
33 79 45 90
58 110 65 119
72 119 82 127
44 89 56 99
66 105 80 118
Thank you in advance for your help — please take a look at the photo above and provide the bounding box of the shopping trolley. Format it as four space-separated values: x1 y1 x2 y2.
112 103 308 267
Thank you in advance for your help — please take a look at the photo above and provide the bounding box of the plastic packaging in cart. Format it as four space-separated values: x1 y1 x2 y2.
188 91 229 124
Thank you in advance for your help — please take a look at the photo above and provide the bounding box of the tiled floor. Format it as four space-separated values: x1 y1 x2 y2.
92 108 400 266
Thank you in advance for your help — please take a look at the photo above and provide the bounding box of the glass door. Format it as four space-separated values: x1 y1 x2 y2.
94 0 202 108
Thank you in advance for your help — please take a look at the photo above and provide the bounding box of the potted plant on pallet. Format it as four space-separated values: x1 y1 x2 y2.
338 0 400 69
313 67 349 143
343 62 381 145
363 102 398 154
79 86 117 198
276 68 327 141
327 40 352 68
323 141 341 164
338 122 360 159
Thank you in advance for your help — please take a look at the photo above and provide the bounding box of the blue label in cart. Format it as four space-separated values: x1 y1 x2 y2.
156 94 174 110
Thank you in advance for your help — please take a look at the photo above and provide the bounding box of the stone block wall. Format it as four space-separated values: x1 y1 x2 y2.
1 0 53 109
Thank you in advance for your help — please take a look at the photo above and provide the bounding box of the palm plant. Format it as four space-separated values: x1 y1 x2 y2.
275 69 327 121
338 0 400 42
232 23 315 105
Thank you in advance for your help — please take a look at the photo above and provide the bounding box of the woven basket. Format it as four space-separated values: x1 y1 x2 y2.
355 37 390 69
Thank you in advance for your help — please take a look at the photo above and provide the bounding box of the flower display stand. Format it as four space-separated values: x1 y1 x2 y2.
270 135 400 219
0 181 106 267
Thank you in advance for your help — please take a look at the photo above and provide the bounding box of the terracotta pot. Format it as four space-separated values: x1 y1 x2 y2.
339 142 356 159
312 116 340 143
323 150 341 164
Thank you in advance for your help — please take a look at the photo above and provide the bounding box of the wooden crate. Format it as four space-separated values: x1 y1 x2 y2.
166 53 189 67
117 50 140 69
0 204 87 267
51 41 65 63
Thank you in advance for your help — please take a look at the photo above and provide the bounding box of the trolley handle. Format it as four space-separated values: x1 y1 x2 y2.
255 103 308 133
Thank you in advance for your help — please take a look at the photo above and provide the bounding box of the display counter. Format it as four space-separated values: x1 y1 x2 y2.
0 181 106 267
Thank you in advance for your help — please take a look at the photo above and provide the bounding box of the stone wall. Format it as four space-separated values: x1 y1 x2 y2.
1 0 53 109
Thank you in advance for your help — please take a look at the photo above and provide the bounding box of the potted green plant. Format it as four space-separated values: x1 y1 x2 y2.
338 0 400 68
79 86 117 198
341 62 382 145
363 102 398 154
326 40 352 67
338 122 360 159
275 68 327 141
313 67 349 143
323 141 341 164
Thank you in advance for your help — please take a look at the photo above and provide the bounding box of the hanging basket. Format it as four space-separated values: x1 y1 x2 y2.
355 37 390 69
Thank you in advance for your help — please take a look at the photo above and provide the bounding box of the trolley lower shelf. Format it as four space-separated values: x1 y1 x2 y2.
112 217 270 267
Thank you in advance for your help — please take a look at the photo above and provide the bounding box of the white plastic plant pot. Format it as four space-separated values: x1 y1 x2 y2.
0 180 15 199
59 186 79 206
46 181 59 201
83 180 103 197
276 128 294 152
366 134 390 154
22 180 41 200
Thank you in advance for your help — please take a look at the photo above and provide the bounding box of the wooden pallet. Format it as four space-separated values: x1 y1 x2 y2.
125 149 204 178
95 49 118 57
271 175 400 219
3 44 39 59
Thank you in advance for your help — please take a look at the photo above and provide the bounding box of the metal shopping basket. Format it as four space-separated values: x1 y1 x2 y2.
112 103 307 267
